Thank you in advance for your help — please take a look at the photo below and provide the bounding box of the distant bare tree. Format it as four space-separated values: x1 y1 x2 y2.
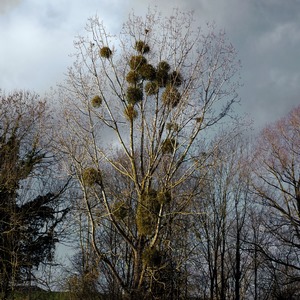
251 105 300 295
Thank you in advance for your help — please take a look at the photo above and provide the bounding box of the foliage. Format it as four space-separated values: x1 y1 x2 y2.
0 91 69 299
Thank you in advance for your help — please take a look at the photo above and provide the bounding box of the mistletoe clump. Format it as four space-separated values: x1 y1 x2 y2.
157 190 172 204
139 64 156 81
136 189 160 236
134 40 150 54
161 138 177 154
145 81 159 96
168 71 183 87
91 95 102 108
126 70 141 85
82 168 102 186
142 247 162 268
162 85 181 108
99 46 112 58
129 55 147 71
112 201 128 220
126 86 143 105
124 104 138 121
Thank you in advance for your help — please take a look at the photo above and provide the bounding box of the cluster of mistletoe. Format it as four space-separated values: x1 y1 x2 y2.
95 40 184 122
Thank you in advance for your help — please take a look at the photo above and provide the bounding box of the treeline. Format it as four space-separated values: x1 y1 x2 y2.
1 9 300 300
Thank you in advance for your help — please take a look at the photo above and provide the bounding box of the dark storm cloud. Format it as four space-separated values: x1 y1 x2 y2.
0 0 299 128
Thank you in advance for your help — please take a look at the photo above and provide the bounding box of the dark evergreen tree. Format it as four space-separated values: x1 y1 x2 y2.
0 91 69 300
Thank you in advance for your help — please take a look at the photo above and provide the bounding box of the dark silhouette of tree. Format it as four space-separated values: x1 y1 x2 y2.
0 91 69 300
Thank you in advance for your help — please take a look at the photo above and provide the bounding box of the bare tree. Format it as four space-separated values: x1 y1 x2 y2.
58 8 240 299
190 131 253 300
251 105 300 296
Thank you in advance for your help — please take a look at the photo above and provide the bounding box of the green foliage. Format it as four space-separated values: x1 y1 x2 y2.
124 104 138 121
145 81 159 96
162 85 181 108
82 167 102 186
91 95 102 108
129 55 147 70
99 46 112 58
126 86 143 104
135 40 150 54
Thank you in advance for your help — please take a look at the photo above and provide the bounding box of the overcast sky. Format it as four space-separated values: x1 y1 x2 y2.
0 0 299 129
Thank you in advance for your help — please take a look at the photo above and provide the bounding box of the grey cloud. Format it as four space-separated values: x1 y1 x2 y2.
0 0 299 129
0 0 22 14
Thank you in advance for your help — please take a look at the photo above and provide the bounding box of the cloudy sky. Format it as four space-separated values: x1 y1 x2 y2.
0 0 299 129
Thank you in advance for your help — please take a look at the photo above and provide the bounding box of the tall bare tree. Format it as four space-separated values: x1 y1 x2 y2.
58 9 240 299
